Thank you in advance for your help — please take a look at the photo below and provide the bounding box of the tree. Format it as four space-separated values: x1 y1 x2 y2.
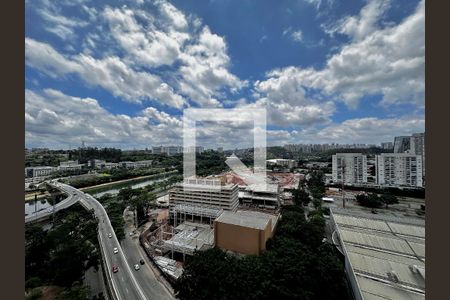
57 283 91 300
380 193 399 208
308 171 325 200
293 188 310 207
356 193 382 208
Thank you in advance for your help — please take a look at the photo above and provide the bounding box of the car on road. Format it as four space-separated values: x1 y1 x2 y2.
112 266 119 273
47 208 53 213
134 264 140 271
129 232 134 236
139 259 145 265
113 247 118 254
108 233 112 238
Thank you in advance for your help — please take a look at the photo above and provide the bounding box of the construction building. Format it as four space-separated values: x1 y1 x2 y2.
330 209 425 300
154 222 215 260
376 153 423 187
239 183 280 209
169 178 239 226
332 153 368 184
214 210 279 255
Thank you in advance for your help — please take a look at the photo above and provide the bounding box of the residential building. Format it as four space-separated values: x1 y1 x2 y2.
376 153 423 187
381 142 393 150
239 183 280 209
332 153 368 184
169 178 239 226
214 210 279 255
393 136 411 153
410 132 425 179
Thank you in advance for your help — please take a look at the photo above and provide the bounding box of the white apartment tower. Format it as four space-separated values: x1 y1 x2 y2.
410 132 425 179
376 153 423 187
332 153 368 184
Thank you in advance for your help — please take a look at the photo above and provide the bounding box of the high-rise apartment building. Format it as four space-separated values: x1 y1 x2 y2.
376 153 423 187
381 142 393 150
393 136 411 153
332 153 368 184
410 132 425 179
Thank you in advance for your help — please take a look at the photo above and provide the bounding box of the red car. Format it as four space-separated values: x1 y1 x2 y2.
112 266 119 273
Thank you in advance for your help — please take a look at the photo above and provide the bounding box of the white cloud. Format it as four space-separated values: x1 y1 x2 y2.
25 38 81 77
25 89 184 148
102 6 186 68
308 116 425 144
259 0 424 109
36 2 89 41
155 0 188 29
178 26 247 107
96 2 245 107
25 38 185 108
282 27 303 42
323 0 391 41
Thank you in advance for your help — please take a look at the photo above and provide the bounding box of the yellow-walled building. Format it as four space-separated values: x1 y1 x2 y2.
214 211 279 255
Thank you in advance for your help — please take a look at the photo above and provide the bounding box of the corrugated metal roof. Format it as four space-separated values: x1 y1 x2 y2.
332 211 425 300
357 275 425 300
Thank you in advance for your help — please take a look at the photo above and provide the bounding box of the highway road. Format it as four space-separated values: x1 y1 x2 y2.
26 181 175 299
54 182 147 300
122 208 173 299
25 181 78 223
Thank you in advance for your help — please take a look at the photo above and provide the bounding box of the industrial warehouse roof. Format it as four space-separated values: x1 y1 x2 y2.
215 210 278 230
331 211 425 300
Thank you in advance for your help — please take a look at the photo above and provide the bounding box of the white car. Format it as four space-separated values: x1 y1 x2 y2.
134 264 140 271
47 208 53 213
108 233 112 238
113 247 118 254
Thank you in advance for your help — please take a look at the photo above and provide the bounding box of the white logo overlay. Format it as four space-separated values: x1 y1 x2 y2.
183 108 267 190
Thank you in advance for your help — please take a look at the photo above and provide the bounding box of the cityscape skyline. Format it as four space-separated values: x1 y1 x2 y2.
25 0 424 149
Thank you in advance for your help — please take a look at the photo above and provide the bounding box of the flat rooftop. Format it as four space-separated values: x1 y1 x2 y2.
245 183 278 193
215 210 279 231
331 211 425 300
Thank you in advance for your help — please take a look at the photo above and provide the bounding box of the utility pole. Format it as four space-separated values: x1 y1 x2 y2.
34 194 37 213
341 160 346 209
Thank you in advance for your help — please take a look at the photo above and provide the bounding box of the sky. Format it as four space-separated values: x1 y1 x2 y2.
25 0 425 150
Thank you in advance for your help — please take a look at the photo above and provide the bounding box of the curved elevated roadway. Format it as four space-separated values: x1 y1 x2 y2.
25 181 172 300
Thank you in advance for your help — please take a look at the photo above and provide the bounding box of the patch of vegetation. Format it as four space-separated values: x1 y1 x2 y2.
327 183 425 199
175 205 349 300
25 204 98 297
355 193 399 208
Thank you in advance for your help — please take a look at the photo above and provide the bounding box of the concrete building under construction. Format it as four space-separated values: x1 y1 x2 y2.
169 178 239 226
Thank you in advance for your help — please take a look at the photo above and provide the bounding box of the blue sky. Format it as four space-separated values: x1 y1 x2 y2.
25 0 425 149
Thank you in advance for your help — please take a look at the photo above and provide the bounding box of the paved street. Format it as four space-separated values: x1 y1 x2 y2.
121 208 174 299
